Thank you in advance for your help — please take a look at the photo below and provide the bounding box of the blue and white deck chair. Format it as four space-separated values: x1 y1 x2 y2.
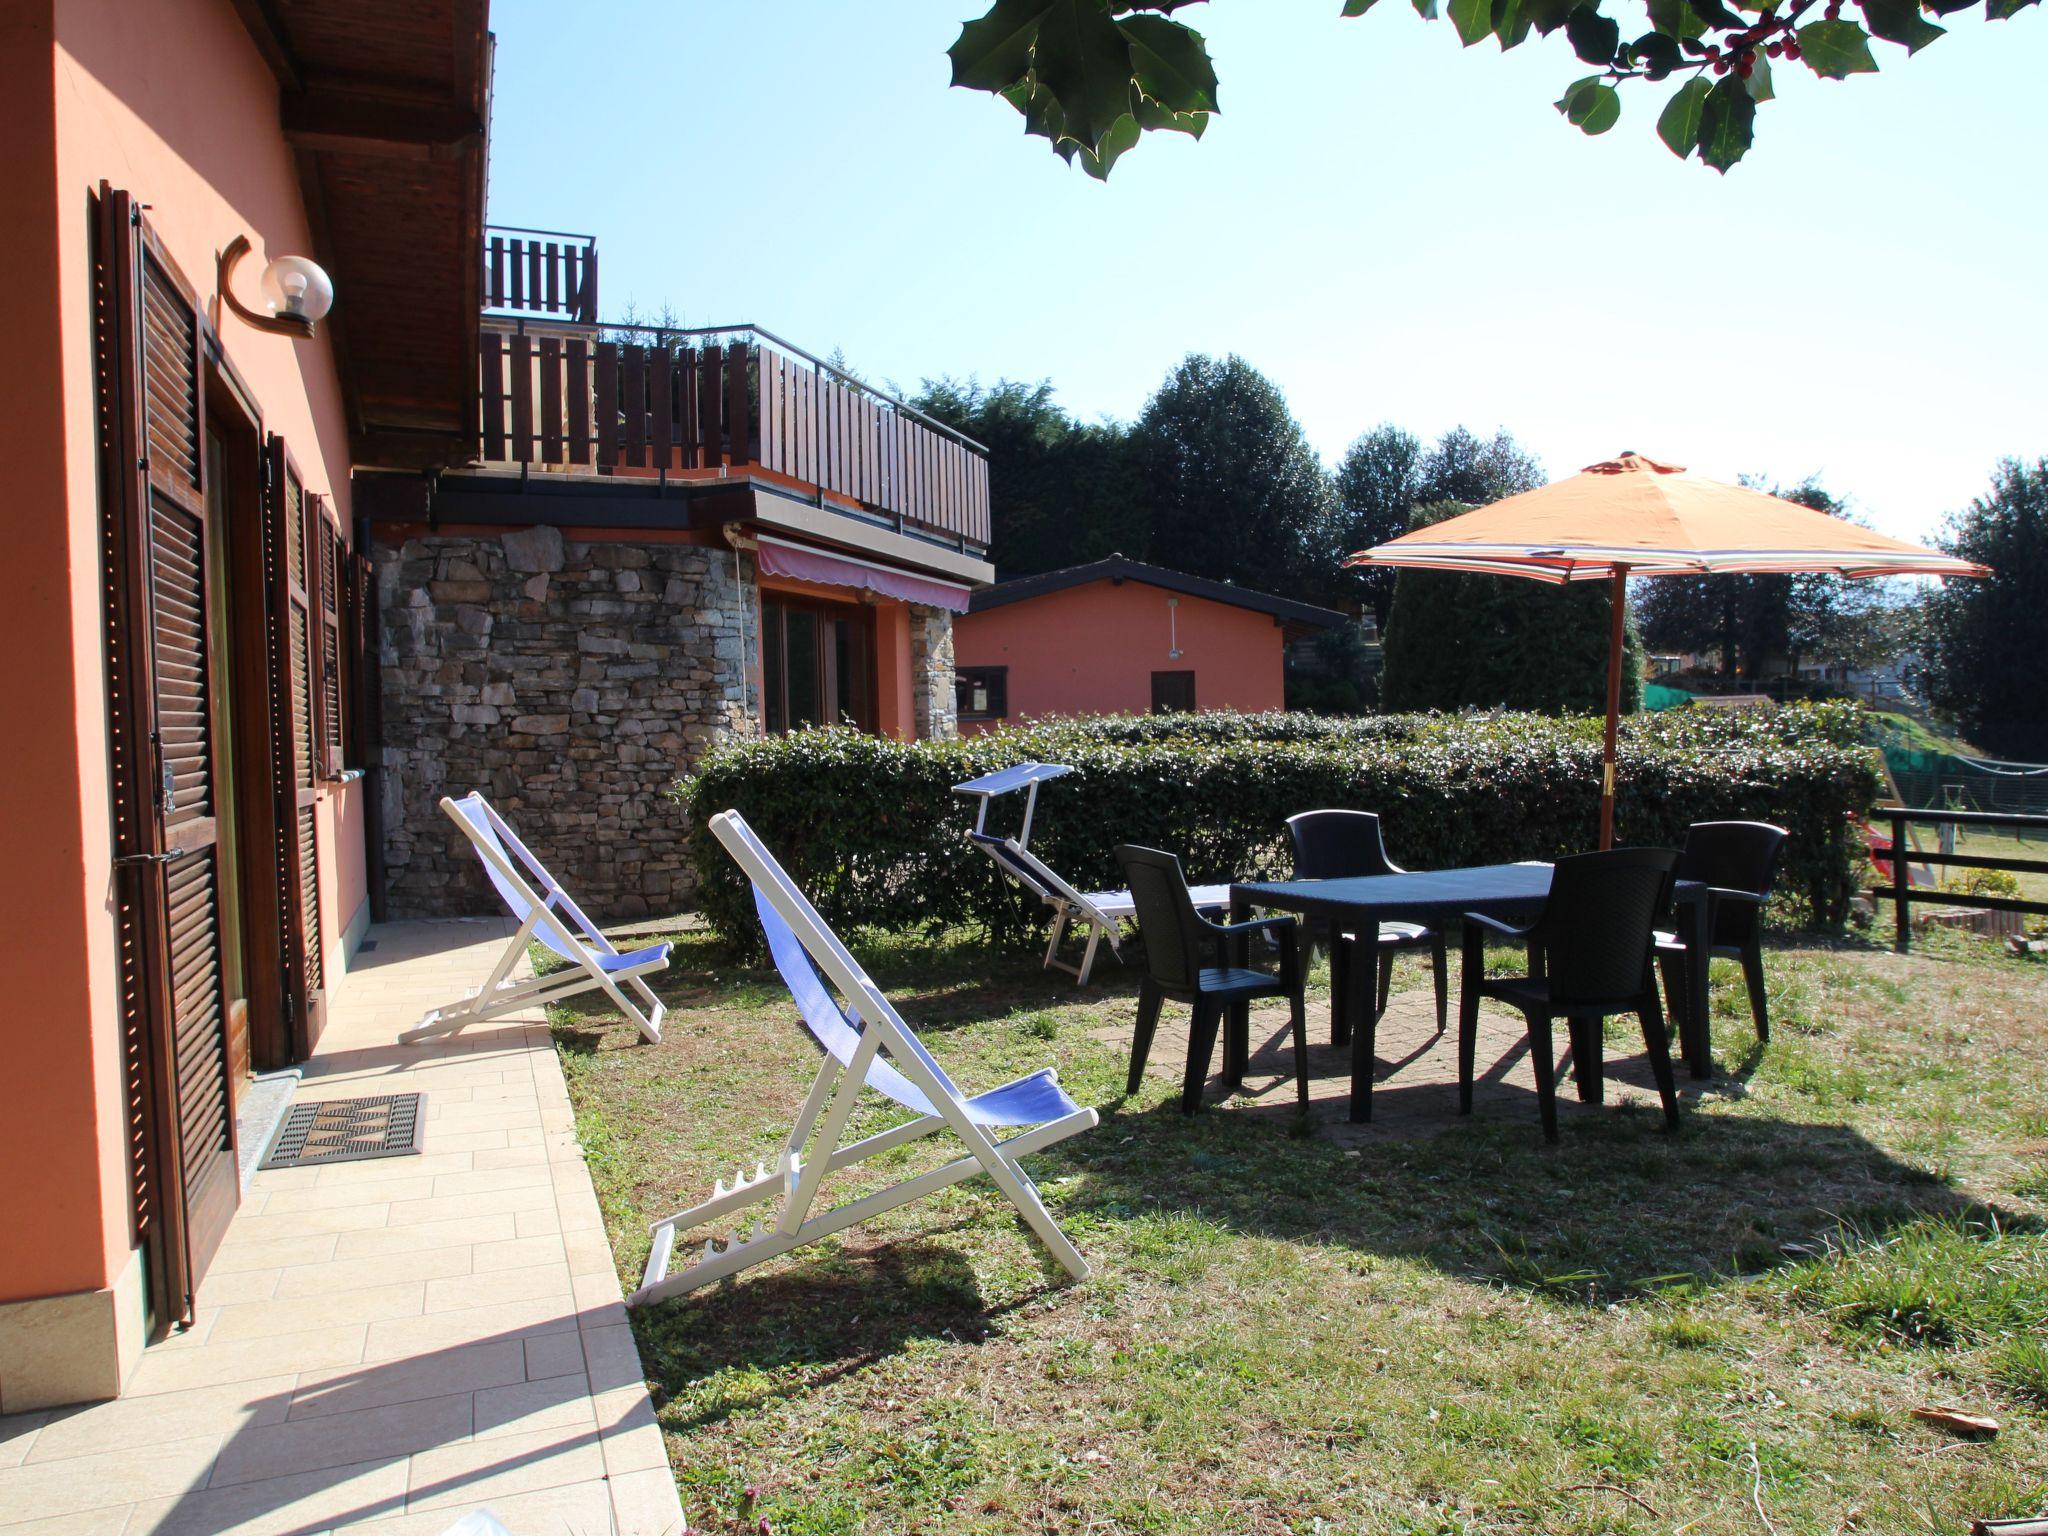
629 808 1099 1307
400 793 669 1045
954 762 1230 985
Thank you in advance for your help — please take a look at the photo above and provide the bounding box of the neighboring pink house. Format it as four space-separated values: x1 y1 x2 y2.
951 557 1344 732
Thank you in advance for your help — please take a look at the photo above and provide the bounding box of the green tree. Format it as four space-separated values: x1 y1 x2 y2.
913 376 1149 576
1133 353 1340 597
1918 458 2048 759
1382 500 1646 714
1335 424 1545 625
1418 426 1547 507
946 1 2036 178
1334 424 1424 627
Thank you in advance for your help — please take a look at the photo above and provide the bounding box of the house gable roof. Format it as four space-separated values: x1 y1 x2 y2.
967 557 1346 636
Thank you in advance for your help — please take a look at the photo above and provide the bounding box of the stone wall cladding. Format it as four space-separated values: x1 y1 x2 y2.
912 606 957 741
376 528 758 919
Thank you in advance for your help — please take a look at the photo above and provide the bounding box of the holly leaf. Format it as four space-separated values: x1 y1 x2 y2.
1697 73 1756 169
1340 0 1382 13
1632 30 1685 77
1744 51 1775 99
1556 74 1622 132
1860 0 1947 47
1076 111 1142 179
1119 12 1220 111
1657 74 1712 155
1493 0 1535 45
1001 78 1066 141
949 0 1050 91
1647 0 1707 35
1031 0 1141 152
1520 0 1581 29
1688 0 1744 26
1985 0 2038 15
1450 0 1497 44
1133 93 1209 136
1564 5 1623 62
1795 18 1880 76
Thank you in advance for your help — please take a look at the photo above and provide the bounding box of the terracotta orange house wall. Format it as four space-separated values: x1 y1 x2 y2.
0 0 367 1317
952 579 1289 730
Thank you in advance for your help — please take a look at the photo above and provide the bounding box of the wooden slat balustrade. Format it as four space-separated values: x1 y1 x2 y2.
477 322 989 548
483 228 599 325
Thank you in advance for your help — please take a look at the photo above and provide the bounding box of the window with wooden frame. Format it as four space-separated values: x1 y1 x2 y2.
761 593 876 734
955 665 1008 723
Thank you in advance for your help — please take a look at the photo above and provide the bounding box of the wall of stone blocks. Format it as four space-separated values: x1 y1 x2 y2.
912 607 957 742
374 527 758 919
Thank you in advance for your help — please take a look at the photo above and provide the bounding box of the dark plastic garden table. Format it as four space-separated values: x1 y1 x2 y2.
1231 863 1713 1122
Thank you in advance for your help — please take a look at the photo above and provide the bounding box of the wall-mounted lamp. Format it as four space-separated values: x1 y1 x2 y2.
217 235 333 339
1167 596 1183 659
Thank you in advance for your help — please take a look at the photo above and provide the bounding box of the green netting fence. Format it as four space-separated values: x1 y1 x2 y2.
1884 745 2048 818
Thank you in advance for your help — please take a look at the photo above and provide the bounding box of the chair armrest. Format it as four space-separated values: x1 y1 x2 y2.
1203 913 1297 942
1701 886 1767 907
1462 910 1533 943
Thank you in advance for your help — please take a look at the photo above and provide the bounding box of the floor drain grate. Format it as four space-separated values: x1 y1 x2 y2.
262 1094 425 1169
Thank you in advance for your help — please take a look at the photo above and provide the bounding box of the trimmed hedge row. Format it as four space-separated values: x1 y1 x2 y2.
678 706 1880 950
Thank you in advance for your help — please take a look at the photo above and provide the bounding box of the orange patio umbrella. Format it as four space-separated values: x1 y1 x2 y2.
1344 453 1989 848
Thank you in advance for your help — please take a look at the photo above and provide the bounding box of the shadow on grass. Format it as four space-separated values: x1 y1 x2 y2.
629 1236 1047 1431
1032 1083 2042 1309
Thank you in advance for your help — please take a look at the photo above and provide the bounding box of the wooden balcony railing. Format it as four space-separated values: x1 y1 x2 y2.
483 226 598 325
476 318 990 549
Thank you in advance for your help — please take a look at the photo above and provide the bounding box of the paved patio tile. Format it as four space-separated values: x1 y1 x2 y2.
0 920 682 1536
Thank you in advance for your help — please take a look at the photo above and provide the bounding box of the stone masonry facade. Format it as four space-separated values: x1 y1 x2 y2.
376 524 961 920
376 528 756 919
912 607 957 742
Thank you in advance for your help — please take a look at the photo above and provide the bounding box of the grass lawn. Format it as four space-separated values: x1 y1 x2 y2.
548 920 2048 1536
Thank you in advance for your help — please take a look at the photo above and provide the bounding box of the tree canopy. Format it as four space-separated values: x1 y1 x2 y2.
1917 458 2048 760
1134 354 1340 598
913 378 1148 575
946 0 2038 177
1335 424 1547 626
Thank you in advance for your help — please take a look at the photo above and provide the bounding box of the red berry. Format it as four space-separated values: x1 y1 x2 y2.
1737 58 1753 75
1713 57 1729 72
1784 39 1801 56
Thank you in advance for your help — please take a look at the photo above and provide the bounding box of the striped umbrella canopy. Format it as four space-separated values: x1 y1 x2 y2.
1344 453 1989 847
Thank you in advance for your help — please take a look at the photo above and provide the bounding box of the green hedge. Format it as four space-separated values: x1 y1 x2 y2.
677 706 1880 950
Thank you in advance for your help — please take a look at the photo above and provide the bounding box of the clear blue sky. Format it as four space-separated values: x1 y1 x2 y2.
485 0 2044 545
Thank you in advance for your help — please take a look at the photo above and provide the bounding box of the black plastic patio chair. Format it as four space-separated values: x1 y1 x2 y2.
1654 821 1787 1046
1116 844 1310 1115
1457 847 1681 1142
1285 810 1448 1044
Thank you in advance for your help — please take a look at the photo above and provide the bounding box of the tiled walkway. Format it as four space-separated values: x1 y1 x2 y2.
0 920 685 1536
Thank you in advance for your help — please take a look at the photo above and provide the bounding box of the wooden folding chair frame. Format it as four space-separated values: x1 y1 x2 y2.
400 794 668 1046
630 809 1098 1308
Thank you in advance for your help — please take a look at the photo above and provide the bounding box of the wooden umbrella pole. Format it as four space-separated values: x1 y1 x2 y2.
1599 565 1629 849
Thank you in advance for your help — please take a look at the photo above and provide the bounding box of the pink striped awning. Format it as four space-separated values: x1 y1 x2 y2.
753 537 973 612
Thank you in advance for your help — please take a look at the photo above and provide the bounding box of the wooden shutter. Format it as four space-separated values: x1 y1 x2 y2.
315 504 345 776
95 186 239 1326
265 440 326 1053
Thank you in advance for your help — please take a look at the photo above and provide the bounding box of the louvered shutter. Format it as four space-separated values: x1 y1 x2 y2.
95 186 239 1326
265 440 326 1053
315 501 345 776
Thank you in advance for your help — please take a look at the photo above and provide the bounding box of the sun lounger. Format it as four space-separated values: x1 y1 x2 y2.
629 808 1098 1307
399 793 668 1045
